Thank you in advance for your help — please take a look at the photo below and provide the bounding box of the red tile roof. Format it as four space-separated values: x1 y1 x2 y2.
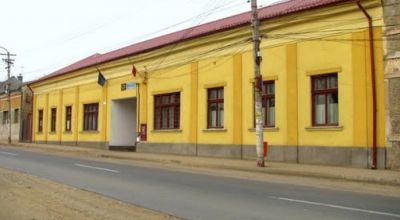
32 0 351 84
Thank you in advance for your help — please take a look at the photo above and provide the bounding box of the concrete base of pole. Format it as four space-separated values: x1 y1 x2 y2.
257 157 265 167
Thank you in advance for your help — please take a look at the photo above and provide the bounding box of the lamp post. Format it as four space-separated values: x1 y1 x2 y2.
0 46 15 144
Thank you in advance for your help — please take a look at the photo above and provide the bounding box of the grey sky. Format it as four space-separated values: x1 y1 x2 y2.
0 0 281 82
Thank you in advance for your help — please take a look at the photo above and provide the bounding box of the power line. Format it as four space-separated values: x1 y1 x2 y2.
100 0 245 54
135 20 395 81
20 0 247 79
145 17 395 78
149 38 251 80
25 0 394 82
147 0 239 74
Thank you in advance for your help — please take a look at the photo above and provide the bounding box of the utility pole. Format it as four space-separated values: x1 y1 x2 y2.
0 46 16 144
250 0 264 167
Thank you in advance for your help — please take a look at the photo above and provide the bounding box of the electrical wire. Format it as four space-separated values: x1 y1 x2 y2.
20 0 247 78
149 39 251 80
23 0 398 82
148 38 252 80
147 0 239 74
101 0 245 53
146 37 252 74
143 17 397 80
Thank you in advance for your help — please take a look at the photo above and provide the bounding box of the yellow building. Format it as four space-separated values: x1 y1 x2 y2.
29 0 386 168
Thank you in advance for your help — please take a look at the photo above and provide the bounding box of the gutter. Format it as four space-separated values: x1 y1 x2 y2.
356 0 378 169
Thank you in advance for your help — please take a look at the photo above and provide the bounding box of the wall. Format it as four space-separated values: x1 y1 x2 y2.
20 86 33 142
0 94 22 142
30 0 386 167
137 1 386 167
382 0 400 169
31 65 138 148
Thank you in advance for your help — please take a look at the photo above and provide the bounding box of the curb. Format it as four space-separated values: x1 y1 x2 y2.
5 142 400 187
98 153 400 187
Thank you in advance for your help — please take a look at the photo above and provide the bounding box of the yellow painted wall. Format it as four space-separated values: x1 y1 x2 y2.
296 34 354 147
77 83 103 142
47 91 61 142
146 64 192 143
31 63 139 144
197 56 233 144
30 0 385 150
242 46 288 146
34 93 48 141
61 87 77 142
374 28 385 148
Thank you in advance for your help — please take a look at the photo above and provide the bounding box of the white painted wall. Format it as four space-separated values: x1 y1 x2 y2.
110 98 137 146
0 123 20 141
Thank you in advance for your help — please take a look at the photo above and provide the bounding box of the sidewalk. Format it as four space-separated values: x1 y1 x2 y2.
4 141 400 187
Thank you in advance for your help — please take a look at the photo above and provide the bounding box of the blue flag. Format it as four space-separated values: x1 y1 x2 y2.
97 68 106 86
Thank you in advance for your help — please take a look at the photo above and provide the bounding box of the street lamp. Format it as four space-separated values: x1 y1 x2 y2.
0 46 14 144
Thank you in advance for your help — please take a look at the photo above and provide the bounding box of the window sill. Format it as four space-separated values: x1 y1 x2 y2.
36 132 43 135
202 128 227 132
63 131 73 134
48 132 57 135
305 126 343 131
151 129 182 133
248 127 279 132
79 130 100 134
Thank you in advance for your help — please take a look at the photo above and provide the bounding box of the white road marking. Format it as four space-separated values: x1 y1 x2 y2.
0 151 18 156
277 197 400 218
74 163 120 173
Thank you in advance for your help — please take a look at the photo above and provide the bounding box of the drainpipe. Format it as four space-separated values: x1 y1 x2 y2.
136 84 140 145
356 0 377 169
27 84 34 143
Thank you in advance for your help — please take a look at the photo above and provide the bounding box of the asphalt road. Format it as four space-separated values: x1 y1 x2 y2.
0 146 399 220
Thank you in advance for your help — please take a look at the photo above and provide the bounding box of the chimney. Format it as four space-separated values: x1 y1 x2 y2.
17 74 23 82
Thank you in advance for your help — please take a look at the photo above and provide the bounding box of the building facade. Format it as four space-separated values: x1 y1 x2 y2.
29 0 387 168
0 76 32 142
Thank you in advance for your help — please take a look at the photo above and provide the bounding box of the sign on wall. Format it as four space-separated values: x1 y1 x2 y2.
121 82 136 91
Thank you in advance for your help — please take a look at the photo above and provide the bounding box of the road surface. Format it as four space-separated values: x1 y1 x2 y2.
0 146 399 220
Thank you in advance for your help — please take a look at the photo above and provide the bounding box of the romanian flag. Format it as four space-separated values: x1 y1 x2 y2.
132 64 137 77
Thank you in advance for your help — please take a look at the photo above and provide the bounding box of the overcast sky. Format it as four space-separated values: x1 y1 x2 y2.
0 0 281 82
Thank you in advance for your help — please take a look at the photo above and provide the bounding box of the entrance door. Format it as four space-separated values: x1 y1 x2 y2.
110 98 137 150
21 113 32 142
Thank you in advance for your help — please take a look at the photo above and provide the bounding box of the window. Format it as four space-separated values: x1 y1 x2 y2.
65 106 72 132
83 103 98 131
2 111 8 124
154 93 180 130
253 81 275 127
207 87 224 128
262 81 275 127
13 109 19 124
312 74 338 126
38 110 43 132
50 108 57 132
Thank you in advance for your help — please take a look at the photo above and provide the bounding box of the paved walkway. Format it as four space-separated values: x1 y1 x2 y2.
3 141 400 186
